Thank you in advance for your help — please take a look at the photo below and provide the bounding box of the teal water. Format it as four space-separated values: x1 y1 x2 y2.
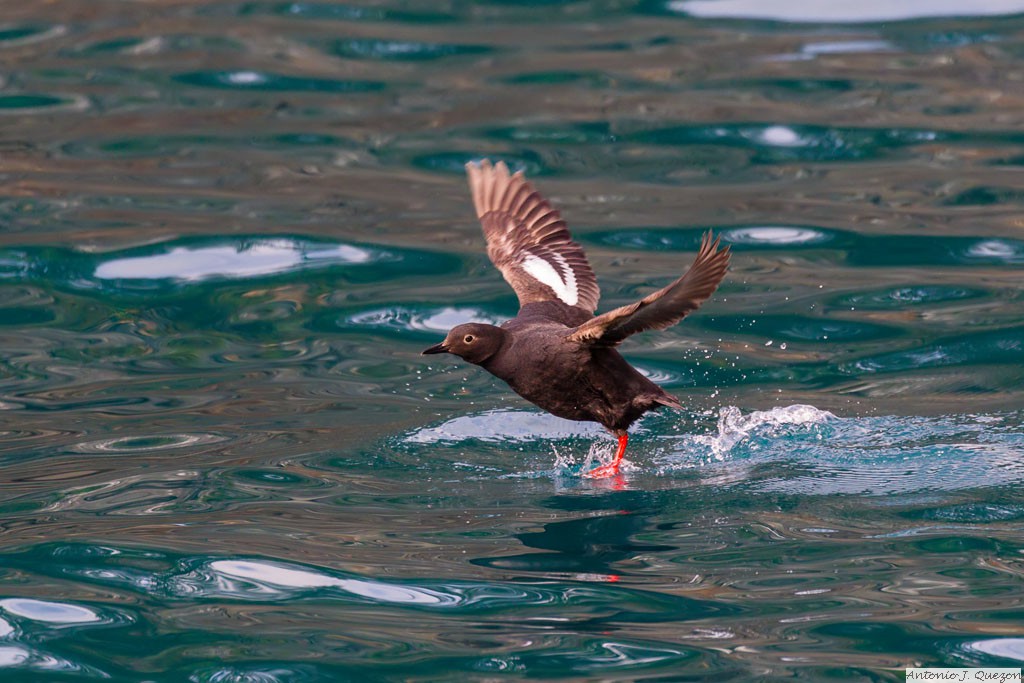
2 1 1024 680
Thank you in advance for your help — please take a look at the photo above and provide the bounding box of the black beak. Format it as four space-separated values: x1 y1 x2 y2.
422 342 449 355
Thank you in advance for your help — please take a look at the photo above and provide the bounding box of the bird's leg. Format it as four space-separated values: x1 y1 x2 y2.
584 432 629 479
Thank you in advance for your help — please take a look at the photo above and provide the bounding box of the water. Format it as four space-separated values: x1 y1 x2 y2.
2 1 1023 680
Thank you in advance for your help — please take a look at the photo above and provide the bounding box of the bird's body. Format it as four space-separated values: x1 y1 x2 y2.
484 301 681 431
424 161 730 477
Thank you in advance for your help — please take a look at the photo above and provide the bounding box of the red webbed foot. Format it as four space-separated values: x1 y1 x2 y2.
584 433 628 479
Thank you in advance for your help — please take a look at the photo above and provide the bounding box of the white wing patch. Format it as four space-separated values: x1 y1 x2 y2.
522 253 578 306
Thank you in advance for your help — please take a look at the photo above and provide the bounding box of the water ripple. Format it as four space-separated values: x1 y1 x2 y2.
188 663 324 683
723 226 832 246
0 236 459 294
95 240 375 281
331 38 490 60
0 93 89 114
0 23 67 47
405 409 604 445
703 314 900 343
194 559 458 605
12 545 734 621
71 433 227 454
966 638 1024 662
834 285 987 309
841 328 1024 374
0 644 102 675
588 227 1024 266
174 70 386 93
628 123 943 162
342 305 503 336
664 0 1024 22
270 2 456 23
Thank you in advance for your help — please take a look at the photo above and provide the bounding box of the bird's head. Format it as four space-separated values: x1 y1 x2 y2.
422 322 505 365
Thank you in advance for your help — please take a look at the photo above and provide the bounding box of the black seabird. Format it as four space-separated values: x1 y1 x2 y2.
423 160 730 478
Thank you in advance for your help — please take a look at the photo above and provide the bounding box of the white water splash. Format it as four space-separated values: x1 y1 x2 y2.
696 404 836 460
551 441 620 471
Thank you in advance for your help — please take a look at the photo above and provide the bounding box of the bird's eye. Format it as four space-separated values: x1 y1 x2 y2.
463 334 475 343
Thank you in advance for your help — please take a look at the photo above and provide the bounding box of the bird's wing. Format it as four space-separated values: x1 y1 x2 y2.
466 160 600 313
566 231 730 346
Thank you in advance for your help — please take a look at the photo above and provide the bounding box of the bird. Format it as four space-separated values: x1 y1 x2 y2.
423 160 731 478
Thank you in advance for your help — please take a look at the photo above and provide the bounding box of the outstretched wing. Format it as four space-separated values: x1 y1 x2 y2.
466 160 600 313
566 231 730 346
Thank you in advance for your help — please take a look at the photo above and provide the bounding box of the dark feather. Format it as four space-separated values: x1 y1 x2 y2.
466 160 600 313
566 231 730 346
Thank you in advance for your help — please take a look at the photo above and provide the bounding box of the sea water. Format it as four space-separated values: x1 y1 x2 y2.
1 1 1023 680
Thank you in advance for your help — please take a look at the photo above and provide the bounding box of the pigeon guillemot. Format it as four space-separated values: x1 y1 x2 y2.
423 160 730 478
